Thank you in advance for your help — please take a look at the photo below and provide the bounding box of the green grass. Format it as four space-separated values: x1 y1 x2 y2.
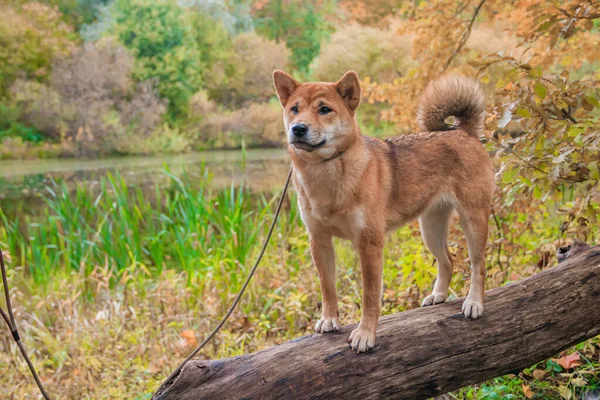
0 167 598 399
0 168 299 297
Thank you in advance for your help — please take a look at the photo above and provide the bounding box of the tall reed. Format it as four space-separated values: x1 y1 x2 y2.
0 168 302 297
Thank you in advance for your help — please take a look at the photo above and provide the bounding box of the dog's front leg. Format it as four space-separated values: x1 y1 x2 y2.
311 234 340 333
349 235 383 353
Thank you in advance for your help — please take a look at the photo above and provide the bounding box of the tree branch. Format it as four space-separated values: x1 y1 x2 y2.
443 0 487 72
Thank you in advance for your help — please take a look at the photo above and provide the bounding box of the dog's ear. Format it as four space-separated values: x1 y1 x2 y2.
336 70 361 111
273 70 300 107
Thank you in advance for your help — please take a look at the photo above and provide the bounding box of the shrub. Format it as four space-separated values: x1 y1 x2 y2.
196 102 284 149
229 33 291 103
310 22 413 84
12 39 167 156
0 2 76 95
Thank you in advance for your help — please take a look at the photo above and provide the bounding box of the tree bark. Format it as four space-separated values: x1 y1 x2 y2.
153 246 600 400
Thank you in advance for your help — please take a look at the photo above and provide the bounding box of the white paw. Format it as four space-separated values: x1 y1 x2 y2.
315 317 340 333
348 325 376 353
462 298 484 319
421 292 448 307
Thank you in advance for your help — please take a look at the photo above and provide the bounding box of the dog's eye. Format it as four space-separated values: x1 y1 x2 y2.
291 105 299 114
319 106 332 115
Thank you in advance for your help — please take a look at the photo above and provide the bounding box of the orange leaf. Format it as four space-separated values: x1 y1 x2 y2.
523 383 533 399
556 352 581 370
180 330 198 347
270 278 283 289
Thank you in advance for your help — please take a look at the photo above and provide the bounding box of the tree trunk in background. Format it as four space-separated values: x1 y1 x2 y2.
153 246 600 400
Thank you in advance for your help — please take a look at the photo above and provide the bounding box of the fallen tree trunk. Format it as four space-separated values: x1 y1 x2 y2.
154 246 600 400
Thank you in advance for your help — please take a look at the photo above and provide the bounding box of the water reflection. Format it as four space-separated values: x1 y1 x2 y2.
0 149 290 218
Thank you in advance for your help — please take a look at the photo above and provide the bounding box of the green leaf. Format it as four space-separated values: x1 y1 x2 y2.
590 162 599 180
585 95 599 108
530 66 543 78
516 107 531 118
558 385 572 399
502 168 519 183
534 82 547 100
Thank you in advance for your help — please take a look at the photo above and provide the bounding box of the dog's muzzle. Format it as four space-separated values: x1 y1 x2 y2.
290 138 326 152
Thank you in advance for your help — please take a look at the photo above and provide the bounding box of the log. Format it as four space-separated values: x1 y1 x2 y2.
153 246 600 400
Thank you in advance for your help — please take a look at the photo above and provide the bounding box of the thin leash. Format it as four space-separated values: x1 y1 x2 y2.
1 249 51 400
153 164 294 397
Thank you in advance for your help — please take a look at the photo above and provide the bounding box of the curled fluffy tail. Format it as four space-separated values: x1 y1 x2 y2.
416 75 485 137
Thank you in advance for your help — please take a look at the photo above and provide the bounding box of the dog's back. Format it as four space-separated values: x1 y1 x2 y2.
377 76 494 229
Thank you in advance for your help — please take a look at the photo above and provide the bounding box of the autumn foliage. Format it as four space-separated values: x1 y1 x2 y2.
361 0 600 250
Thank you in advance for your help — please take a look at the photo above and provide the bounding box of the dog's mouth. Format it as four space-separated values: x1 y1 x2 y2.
291 139 327 152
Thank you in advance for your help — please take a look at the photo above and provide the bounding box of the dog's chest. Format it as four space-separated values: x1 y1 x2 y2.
294 172 364 237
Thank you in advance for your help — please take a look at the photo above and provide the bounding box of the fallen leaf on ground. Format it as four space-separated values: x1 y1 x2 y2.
558 385 572 399
522 383 533 399
533 369 546 379
571 377 586 386
556 352 581 370
180 329 198 347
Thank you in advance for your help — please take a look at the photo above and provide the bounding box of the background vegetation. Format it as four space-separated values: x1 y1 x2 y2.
1 0 599 399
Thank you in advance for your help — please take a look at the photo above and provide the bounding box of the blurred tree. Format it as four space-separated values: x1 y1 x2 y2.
0 2 76 95
339 0 403 26
12 39 168 155
252 0 335 73
231 32 291 102
47 0 111 27
110 0 204 119
310 23 412 83
109 0 242 119
186 10 239 104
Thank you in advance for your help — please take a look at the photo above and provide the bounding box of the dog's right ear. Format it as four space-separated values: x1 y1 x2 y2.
273 70 300 107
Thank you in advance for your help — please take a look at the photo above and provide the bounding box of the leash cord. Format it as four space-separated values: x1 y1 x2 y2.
1 249 51 400
153 165 294 397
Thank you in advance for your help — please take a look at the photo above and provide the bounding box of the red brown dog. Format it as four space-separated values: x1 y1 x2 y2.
273 70 494 353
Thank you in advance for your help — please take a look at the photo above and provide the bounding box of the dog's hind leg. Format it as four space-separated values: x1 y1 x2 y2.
459 208 489 319
420 204 454 307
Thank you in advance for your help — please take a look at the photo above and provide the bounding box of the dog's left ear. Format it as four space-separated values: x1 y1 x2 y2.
273 70 300 107
336 70 361 111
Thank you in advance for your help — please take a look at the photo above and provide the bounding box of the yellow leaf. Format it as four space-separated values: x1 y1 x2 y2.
558 385 572 399
571 377 586 387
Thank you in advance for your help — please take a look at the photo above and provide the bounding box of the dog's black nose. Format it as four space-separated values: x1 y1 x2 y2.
291 124 308 137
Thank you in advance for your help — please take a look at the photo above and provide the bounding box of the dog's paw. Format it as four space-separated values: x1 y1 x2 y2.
421 292 447 307
315 317 340 333
348 325 376 354
462 298 484 319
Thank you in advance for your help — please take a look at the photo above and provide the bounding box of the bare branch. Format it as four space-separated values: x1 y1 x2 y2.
443 0 487 72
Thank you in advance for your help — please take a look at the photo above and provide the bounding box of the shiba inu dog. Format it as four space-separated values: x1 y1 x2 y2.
273 70 495 353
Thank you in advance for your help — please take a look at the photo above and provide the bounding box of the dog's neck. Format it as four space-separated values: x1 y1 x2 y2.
321 149 346 163
289 135 370 205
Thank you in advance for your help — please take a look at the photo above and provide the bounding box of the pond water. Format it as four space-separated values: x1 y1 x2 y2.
0 149 290 218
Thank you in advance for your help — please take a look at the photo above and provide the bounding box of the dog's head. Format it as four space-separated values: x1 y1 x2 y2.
273 70 361 162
